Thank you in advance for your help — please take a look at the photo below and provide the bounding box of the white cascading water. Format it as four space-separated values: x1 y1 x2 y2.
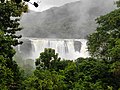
21 37 90 60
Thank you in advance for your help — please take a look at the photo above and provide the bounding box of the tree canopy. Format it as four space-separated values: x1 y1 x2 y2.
0 0 28 89
87 1 120 61
1 0 120 90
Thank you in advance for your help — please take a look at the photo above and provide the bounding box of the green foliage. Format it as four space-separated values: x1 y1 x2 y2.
1 0 120 89
0 0 28 89
75 58 110 89
116 0 120 7
63 58 120 90
0 56 13 90
0 55 25 89
35 48 61 70
23 70 66 90
0 1 28 58
21 0 120 89
87 0 120 61
24 48 120 90
86 0 120 89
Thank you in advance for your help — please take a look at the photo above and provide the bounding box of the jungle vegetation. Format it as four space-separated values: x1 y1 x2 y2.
0 0 120 90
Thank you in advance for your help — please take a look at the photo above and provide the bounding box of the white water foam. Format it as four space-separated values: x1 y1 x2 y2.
20 37 90 60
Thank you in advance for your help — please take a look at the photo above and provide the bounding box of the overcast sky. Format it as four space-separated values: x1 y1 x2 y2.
28 0 80 12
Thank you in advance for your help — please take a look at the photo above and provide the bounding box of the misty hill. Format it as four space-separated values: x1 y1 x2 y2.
20 0 115 39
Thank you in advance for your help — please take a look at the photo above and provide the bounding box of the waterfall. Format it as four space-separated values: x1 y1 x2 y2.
19 37 90 60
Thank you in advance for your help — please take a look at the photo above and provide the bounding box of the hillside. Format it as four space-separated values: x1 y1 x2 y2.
20 0 115 39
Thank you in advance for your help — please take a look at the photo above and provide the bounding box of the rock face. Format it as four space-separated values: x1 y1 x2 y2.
20 0 115 39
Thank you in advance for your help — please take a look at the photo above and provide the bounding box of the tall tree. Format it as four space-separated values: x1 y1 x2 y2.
0 0 28 89
35 48 61 70
87 0 120 61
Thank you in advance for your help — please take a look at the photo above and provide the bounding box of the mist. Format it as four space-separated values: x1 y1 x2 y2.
19 0 116 39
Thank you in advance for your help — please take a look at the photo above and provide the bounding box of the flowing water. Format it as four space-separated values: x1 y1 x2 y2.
18 37 90 60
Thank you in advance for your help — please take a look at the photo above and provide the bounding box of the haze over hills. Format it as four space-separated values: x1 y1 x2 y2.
20 0 116 39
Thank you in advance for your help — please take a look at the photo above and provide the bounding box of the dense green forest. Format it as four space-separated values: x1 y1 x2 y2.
0 0 120 90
